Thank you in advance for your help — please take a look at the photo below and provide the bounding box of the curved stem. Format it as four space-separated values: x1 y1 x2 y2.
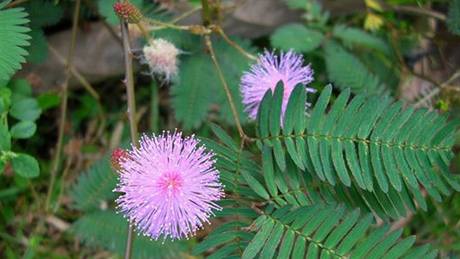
136 22 153 43
171 6 202 23
204 36 254 142
46 0 81 212
145 18 191 31
389 5 446 21
414 70 460 108
201 0 211 26
6 0 28 8
48 45 99 100
214 26 257 61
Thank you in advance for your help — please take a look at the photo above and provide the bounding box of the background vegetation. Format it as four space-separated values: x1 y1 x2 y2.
1 0 460 258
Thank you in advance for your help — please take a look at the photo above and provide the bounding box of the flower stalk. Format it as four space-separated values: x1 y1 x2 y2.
119 2 139 258
204 35 249 141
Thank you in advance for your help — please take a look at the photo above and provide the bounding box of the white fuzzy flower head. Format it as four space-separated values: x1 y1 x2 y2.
142 39 179 81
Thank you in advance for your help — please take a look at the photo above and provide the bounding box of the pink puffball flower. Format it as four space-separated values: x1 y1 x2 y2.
142 38 179 81
240 50 315 120
114 131 224 240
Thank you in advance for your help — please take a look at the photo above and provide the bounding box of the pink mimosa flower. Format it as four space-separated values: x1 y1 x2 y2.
240 50 315 120
114 131 223 240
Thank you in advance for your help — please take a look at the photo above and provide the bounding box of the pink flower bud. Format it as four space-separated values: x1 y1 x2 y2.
113 1 143 24
111 148 128 172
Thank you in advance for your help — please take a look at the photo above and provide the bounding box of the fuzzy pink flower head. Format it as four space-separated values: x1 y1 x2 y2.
142 38 179 81
240 50 315 120
114 131 224 240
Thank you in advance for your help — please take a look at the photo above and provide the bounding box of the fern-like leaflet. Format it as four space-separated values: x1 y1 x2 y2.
0 1 31 81
241 205 437 259
258 83 459 201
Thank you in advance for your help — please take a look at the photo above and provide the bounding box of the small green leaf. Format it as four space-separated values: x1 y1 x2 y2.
11 153 40 178
24 0 63 28
210 123 238 151
8 79 32 97
0 1 11 9
192 231 238 255
285 0 308 9
37 92 60 111
262 146 277 197
271 23 324 52
0 159 5 175
0 123 11 150
0 87 12 113
10 98 41 121
260 222 284 258
241 170 270 200
242 218 274 259
11 121 36 139
257 90 273 139
270 82 284 137
26 29 48 64
447 0 460 35
278 229 295 258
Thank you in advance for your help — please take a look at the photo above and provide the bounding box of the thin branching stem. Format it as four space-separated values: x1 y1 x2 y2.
136 22 153 42
414 70 460 108
5 0 28 8
201 0 211 26
214 26 257 60
389 5 446 21
46 0 81 212
200 0 254 142
48 45 100 100
171 6 202 23
146 18 191 31
204 35 254 142
82 0 123 46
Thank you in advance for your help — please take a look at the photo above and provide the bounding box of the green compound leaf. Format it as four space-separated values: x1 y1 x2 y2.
0 4 31 81
325 41 386 95
271 23 324 53
242 205 437 258
332 24 390 53
172 37 252 129
171 53 215 129
256 85 460 218
72 210 188 259
24 0 63 28
70 154 117 211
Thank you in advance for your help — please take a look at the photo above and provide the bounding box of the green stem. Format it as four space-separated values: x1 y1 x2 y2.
150 81 159 132
201 0 211 26
204 36 253 142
